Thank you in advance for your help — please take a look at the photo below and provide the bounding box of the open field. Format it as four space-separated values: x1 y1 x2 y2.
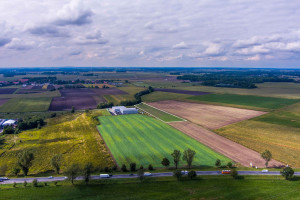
1 176 299 200
149 100 266 129
154 88 209 95
0 88 17 94
0 97 52 113
170 121 282 168
188 93 299 110
102 86 145 105
172 82 300 99
0 90 61 99
142 91 192 102
136 103 184 122
0 110 114 175
0 99 9 106
97 115 231 168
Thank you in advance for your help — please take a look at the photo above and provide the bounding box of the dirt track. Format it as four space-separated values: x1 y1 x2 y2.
149 100 267 129
170 121 283 168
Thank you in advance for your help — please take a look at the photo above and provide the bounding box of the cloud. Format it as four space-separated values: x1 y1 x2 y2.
173 41 188 49
236 45 270 55
246 55 260 61
203 43 224 56
54 0 93 26
74 30 108 45
5 38 35 50
69 50 82 56
0 38 11 47
28 26 69 37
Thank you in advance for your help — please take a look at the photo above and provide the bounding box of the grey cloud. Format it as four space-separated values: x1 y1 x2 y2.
75 30 108 45
5 38 34 51
69 50 82 56
0 38 11 47
28 26 69 37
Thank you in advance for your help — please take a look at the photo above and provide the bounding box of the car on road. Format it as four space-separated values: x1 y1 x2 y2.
221 170 231 174
144 172 152 176
181 170 188 175
48 176 53 179
100 174 110 178
0 177 9 180
262 169 269 173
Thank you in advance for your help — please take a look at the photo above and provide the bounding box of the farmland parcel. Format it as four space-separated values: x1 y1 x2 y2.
97 115 231 168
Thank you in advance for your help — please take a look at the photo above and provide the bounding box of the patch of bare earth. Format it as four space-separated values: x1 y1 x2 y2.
170 121 283 168
149 100 267 129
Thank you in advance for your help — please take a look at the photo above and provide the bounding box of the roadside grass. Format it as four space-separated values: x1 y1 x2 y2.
216 120 300 168
0 97 52 112
188 93 299 110
97 114 231 168
0 176 299 200
142 91 192 102
136 103 184 122
0 110 114 175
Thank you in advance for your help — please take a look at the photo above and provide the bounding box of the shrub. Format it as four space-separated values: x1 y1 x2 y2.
227 162 233 168
188 170 197 180
231 169 238 179
23 181 27 187
13 182 17 188
54 181 58 186
173 169 182 181
161 157 170 168
104 166 110 172
121 164 127 172
215 159 221 168
139 165 144 170
44 182 48 186
148 164 154 171
281 167 294 180
130 163 136 172
50 113 56 118
32 179 38 187
112 165 118 171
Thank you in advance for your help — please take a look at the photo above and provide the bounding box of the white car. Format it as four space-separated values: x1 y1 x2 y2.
262 169 269 173
48 176 53 179
100 174 110 178
144 172 152 176
0 177 9 180
181 170 188 175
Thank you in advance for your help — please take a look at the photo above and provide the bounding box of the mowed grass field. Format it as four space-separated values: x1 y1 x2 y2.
215 103 300 168
142 91 192 102
0 97 52 112
0 110 114 175
97 115 231 168
136 103 184 122
188 93 299 110
1 176 300 200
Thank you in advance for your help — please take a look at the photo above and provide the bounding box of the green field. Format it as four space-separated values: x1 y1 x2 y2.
0 110 114 175
97 115 230 168
142 91 192 102
1 176 299 200
0 97 53 112
188 93 299 110
136 103 183 122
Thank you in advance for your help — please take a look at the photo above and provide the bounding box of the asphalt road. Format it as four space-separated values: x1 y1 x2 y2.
1 171 299 185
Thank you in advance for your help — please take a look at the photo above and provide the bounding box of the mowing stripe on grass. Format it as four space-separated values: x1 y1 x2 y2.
136 102 185 123
97 114 231 168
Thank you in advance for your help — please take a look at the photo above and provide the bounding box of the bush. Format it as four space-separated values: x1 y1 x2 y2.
139 165 144 170
3 126 15 134
97 102 114 109
281 167 294 180
44 182 48 186
130 163 136 172
173 169 182 181
161 157 170 168
231 169 238 179
227 162 233 168
104 166 110 172
13 182 17 188
148 164 154 171
54 181 58 186
50 113 56 118
23 181 27 187
215 159 221 168
112 165 118 171
121 164 127 172
32 179 38 187
188 170 197 180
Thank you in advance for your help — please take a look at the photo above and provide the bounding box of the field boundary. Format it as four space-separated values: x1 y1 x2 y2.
135 102 187 123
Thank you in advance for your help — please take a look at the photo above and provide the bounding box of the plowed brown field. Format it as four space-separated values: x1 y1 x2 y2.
149 100 266 129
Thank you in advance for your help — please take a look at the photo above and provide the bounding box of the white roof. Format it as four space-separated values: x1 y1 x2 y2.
112 106 126 109
2 120 16 125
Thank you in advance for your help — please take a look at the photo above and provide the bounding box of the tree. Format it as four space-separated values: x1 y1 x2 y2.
83 163 93 185
130 163 136 172
227 162 233 168
12 166 20 176
3 126 14 134
17 150 35 176
148 164 154 171
139 165 144 170
32 179 38 187
188 170 197 180
51 154 62 174
71 106 75 113
121 164 127 172
183 148 196 169
161 158 170 168
215 159 221 168
137 169 144 182
171 150 181 169
173 169 182 181
281 167 294 180
261 150 272 168
64 163 80 185
231 169 238 179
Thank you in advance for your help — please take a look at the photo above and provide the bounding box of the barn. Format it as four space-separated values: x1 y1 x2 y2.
111 106 138 115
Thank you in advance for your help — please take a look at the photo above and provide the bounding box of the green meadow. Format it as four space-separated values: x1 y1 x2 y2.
97 114 231 168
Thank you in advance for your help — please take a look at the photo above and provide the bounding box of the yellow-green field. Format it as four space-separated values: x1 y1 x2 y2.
0 110 114 175
103 86 145 105
0 97 52 112
142 91 192 102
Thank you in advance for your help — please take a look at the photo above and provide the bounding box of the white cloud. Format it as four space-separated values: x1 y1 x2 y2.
173 41 188 49
5 38 35 50
246 55 260 61
203 43 223 56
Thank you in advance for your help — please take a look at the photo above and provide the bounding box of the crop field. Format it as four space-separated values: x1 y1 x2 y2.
0 90 60 99
0 97 52 112
188 94 298 110
97 115 231 168
172 82 300 99
0 88 17 94
142 91 192 102
136 103 184 122
149 100 266 129
0 110 114 175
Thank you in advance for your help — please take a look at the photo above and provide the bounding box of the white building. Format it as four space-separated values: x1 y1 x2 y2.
2 120 16 126
111 106 138 115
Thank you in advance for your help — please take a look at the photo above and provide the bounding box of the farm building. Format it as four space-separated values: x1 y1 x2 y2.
111 106 138 115
2 120 16 126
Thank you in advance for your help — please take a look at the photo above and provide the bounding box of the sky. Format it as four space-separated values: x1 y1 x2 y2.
1 0 300 68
